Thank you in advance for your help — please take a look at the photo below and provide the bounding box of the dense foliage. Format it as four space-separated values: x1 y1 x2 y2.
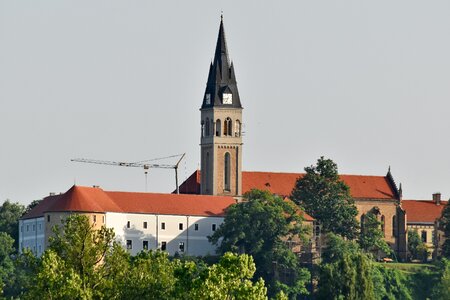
407 230 428 262
431 258 450 299
291 157 359 240
359 210 392 258
440 201 450 258
12 214 268 299
209 189 311 298
317 233 411 300
0 200 25 250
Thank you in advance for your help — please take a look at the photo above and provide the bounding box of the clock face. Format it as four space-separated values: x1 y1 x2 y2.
223 93 233 104
205 94 211 105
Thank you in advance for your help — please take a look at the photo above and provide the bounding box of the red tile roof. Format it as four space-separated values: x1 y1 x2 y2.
21 194 61 220
179 170 397 200
107 191 236 217
402 200 448 223
22 185 237 219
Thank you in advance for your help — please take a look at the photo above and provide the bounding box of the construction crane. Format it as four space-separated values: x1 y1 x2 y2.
71 153 186 194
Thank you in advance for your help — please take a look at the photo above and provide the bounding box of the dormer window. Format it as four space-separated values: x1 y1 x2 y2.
205 94 211 105
223 93 232 104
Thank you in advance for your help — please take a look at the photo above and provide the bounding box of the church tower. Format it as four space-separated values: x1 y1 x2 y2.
200 16 243 196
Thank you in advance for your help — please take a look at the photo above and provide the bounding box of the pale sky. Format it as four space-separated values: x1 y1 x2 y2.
1 1 449 205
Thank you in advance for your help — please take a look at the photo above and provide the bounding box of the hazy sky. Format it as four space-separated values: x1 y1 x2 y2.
1 1 449 205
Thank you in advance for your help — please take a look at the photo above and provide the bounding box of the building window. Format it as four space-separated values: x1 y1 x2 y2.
235 120 241 137
179 223 183 230
179 242 185 252
21 225 23 232
381 215 385 237
39 224 41 230
143 222 148 229
216 119 221 136
32 224 35 231
421 231 427 243
360 214 366 232
161 241 167 251
212 224 217 232
194 224 199 231
161 222 166 230
127 221 130 228
224 153 231 191
224 117 232 136
38 245 41 253
47 215 50 222
27 225 29 232
93 215 96 223
143 240 148 250
126 240 132 249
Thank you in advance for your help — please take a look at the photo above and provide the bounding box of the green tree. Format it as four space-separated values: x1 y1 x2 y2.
121 250 176 300
24 199 42 215
407 230 428 261
209 189 310 298
26 250 84 299
371 264 411 300
431 258 450 300
359 210 392 258
439 201 450 258
0 232 15 296
34 214 126 299
291 157 359 240
3 249 38 299
317 233 375 300
189 252 267 300
0 200 26 250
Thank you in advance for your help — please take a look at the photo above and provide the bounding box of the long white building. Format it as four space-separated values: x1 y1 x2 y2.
19 185 236 256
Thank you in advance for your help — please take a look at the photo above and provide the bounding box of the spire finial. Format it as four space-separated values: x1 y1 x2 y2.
221 11 223 20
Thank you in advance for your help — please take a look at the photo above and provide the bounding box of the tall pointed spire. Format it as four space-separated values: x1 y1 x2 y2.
201 16 242 109
213 15 230 74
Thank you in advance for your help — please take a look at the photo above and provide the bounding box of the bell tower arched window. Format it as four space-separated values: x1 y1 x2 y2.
235 120 241 137
224 117 232 136
205 152 210 192
201 120 205 138
224 152 231 191
216 119 221 136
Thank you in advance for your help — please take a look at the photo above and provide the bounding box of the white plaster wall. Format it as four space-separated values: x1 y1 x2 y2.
19 217 45 256
106 212 224 256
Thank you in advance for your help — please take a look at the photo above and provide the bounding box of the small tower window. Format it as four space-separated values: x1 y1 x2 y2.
235 120 241 137
216 119 221 136
224 152 231 191
201 120 205 138
224 118 232 136
205 152 210 192
205 118 210 136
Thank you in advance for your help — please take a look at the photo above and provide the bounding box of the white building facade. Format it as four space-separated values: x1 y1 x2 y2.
20 185 234 257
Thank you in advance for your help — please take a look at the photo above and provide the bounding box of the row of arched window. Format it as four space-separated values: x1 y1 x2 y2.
201 118 241 138
361 212 397 236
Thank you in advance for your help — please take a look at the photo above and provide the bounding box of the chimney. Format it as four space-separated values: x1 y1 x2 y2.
49 192 55 196
432 193 441 205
